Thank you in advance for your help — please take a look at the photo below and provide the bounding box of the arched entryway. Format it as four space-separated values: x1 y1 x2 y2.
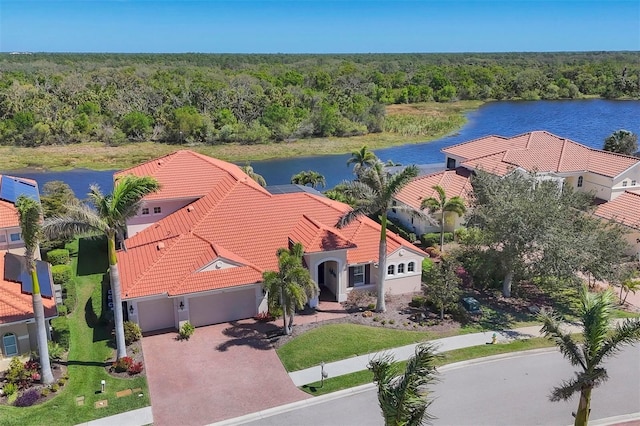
316 260 339 301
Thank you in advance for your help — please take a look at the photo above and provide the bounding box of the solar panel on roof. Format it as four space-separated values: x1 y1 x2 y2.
0 176 40 204
3 253 53 298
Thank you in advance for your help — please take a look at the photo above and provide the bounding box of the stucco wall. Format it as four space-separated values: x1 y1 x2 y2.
0 323 31 357
581 172 613 200
0 226 25 251
127 198 199 237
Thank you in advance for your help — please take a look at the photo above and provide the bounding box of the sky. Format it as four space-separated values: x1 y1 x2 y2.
0 1 639 53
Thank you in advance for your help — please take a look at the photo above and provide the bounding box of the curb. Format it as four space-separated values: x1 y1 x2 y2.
438 347 558 372
583 412 640 426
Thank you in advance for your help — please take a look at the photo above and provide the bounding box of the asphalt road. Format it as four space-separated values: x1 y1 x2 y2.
241 346 640 426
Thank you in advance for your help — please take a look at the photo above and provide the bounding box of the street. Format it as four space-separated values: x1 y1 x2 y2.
240 346 640 426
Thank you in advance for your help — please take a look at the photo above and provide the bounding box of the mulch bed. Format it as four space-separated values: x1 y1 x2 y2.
105 340 146 379
0 357 69 407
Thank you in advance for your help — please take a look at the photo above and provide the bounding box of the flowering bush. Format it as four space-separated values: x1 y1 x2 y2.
112 356 133 373
14 389 40 407
127 361 144 375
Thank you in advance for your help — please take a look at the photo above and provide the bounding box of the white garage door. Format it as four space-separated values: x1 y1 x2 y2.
137 298 175 332
189 288 257 327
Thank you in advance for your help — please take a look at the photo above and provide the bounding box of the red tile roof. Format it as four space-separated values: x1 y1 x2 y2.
0 251 57 325
395 167 473 210
594 191 640 230
117 152 422 299
0 200 18 228
443 131 639 178
114 150 269 201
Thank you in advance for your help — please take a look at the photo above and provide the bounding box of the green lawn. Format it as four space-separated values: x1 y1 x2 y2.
301 337 556 396
0 238 150 426
277 324 435 371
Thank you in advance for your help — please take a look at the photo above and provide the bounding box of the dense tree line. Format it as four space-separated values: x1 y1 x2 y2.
0 52 638 147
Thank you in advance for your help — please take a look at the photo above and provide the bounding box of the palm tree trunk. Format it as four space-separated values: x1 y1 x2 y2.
377 214 388 313
287 310 295 335
574 387 591 426
502 269 513 298
31 269 54 385
108 236 127 360
440 210 445 250
440 305 444 321
280 287 287 335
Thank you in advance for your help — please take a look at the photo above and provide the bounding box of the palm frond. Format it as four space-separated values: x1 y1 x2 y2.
385 165 419 199
593 318 640 366
111 175 160 222
581 287 614 362
550 368 608 402
43 203 106 240
540 311 586 369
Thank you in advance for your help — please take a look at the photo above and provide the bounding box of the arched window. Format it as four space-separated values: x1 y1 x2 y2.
387 265 395 275
398 263 405 273
3 333 18 357
407 262 415 272
577 176 583 188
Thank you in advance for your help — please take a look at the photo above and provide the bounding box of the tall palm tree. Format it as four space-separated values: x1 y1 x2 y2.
540 286 640 426
16 196 54 385
43 175 160 360
291 170 326 189
337 161 419 312
347 145 377 174
420 185 466 251
240 163 267 187
368 343 440 426
262 242 319 335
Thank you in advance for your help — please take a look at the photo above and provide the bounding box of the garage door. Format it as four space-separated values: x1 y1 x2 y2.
189 287 257 327
137 298 175 332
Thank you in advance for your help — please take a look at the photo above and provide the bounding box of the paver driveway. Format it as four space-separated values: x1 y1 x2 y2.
142 320 310 426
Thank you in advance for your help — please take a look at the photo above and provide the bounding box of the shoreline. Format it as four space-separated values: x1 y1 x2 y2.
0 101 483 172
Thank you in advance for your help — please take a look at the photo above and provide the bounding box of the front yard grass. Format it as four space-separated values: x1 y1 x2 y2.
0 238 150 426
301 337 556 396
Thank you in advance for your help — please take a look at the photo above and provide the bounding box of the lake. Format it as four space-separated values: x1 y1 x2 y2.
6 99 640 196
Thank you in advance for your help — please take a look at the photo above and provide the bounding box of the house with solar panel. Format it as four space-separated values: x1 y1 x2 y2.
0 175 57 361
115 151 425 333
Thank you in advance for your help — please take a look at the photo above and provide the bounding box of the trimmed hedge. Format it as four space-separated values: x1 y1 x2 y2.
422 232 454 247
51 264 72 286
51 316 70 350
47 249 70 266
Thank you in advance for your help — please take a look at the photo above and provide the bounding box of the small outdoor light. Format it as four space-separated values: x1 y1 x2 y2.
179 301 185 311
100 379 106 393
320 362 329 388
128 305 134 315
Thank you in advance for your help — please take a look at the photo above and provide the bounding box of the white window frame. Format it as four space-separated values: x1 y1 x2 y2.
408 261 415 272
3 333 18 357
632 180 637 186
398 263 405 274
153 206 162 214
141 207 150 215
622 181 628 187
10 233 21 242
387 264 395 276
352 265 365 286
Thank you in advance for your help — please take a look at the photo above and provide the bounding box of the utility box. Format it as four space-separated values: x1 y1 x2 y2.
462 297 481 314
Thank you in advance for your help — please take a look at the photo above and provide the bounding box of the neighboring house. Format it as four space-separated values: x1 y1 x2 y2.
0 175 57 360
593 191 640 261
392 131 640 258
116 151 425 333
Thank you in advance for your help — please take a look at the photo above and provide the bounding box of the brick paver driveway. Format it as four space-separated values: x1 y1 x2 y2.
142 320 310 426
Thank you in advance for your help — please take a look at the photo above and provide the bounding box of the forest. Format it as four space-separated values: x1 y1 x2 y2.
0 51 638 147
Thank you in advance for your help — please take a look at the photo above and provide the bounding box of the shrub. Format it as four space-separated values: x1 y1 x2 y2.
424 247 441 258
372 316 380 322
51 316 70 349
57 378 66 386
40 388 50 397
422 232 454 247
124 321 142 345
50 383 60 393
128 361 144 375
362 310 373 318
46 249 70 266
3 383 18 396
62 279 77 313
56 303 68 316
178 322 195 341
380 320 386 325
48 341 65 361
51 264 72 285
112 356 134 373
15 389 40 407
6 358 29 387
410 295 427 308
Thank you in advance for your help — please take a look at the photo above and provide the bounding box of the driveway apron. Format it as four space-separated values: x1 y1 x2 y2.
142 320 310 426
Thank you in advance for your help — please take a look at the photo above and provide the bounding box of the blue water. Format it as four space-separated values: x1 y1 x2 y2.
6 99 640 195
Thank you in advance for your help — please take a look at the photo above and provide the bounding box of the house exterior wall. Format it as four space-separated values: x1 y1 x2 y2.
612 165 640 200
581 173 614 200
388 201 440 236
384 249 423 295
0 323 31 357
0 226 25 251
444 154 466 170
127 198 199 237
305 251 348 303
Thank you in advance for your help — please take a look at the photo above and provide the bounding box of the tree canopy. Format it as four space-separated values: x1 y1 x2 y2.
603 129 638 156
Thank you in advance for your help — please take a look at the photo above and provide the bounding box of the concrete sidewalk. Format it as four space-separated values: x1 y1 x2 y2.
75 407 153 426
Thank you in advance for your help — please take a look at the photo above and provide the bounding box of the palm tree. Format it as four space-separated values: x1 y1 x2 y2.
540 286 640 426
347 145 377 174
262 242 319 335
619 271 640 305
16 196 54 385
291 170 326 189
420 185 466 251
368 343 440 426
337 161 419 312
240 163 267 187
43 175 160 360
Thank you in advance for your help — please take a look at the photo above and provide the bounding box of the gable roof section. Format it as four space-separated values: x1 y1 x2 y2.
593 191 640 230
0 199 19 228
443 131 639 178
115 150 269 201
118 167 421 299
0 251 56 325
395 167 473 210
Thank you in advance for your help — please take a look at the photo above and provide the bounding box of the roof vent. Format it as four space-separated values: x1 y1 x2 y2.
157 242 165 251
157 160 164 166
187 206 194 212
214 260 223 269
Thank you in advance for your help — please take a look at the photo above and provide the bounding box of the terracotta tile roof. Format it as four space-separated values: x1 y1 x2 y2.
118 159 422 299
114 150 269 201
444 131 639 178
0 251 56 324
0 200 19 228
594 191 640 230
395 167 473 210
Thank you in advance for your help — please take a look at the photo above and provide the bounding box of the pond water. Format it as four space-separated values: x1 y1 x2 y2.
6 99 640 196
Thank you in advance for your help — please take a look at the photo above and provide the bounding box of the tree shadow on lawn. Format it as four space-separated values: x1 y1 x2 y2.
84 294 116 348
77 236 109 276
216 320 281 352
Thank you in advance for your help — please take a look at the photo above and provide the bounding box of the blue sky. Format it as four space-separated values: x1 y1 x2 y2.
1 1 638 53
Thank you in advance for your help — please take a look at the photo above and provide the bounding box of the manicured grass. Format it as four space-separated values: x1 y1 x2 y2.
301 337 556 396
277 324 434 371
0 238 150 426
613 309 640 319
0 101 483 171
